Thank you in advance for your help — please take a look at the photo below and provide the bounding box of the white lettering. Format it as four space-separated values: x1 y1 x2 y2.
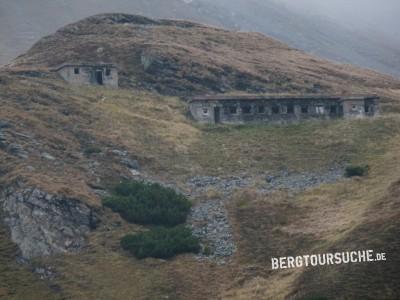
318 254 326 265
287 256 295 269
271 250 386 270
280 257 287 269
350 251 358 263
367 250 374 262
335 252 342 264
358 250 366 262
342 252 350 264
326 253 334 265
304 255 310 267
295 256 303 267
271 258 279 270
310 255 318 266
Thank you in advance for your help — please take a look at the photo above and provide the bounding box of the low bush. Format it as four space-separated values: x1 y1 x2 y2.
121 226 200 259
103 180 191 226
345 164 370 177
303 297 328 300
83 146 102 156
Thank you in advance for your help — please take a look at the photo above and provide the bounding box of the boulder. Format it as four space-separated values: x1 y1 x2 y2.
0 186 98 259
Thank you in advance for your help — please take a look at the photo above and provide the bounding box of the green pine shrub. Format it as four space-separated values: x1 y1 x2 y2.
121 226 200 259
303 297 328 300
103 180 192 226
345 164 370 177
83 145 102 156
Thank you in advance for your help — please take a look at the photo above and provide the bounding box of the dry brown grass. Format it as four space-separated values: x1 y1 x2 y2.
1 71 400 299
31 208 232 300
2 14 400 299
0 223 60 300
224 125 400 299
10 14 400 97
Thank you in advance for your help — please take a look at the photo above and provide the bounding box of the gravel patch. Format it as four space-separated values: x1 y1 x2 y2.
186 167 344 263
188 199 236 264
187 175 251 197
263 168 343 193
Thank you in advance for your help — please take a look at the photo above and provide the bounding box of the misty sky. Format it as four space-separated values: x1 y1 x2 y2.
276 0 400 40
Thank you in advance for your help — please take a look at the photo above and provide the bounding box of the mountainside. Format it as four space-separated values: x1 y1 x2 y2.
0 0 233 67
1 14 400 300
2 0 400 79
10 14 400 97
203 0 400 78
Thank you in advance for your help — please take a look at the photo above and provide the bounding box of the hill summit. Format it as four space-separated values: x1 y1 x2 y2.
11 13 400 96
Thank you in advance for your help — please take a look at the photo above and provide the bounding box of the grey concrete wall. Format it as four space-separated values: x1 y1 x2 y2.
189 99 346 124
341 99 366 119
57 66 118 88
364 98 380 117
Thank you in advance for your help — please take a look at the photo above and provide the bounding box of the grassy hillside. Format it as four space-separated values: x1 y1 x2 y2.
1 69 400 299
225 125 400 299
3 0 400 80
190 116 399 175
10 14 400 97
0 223 60 300
1 13 400 300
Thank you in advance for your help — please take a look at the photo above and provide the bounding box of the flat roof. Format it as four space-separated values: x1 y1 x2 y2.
189 94 379 103
51 63 118 72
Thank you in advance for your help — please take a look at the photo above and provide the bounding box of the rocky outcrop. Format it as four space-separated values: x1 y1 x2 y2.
0 186 97 259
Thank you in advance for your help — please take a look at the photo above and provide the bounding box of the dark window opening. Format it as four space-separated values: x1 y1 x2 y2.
74 67 80 74
272 106 280 114
258 105 265 114
214 107 221 123
202 108 209 114
301 106 308 114
229 106 237 114
287 104 294 114
365 105 370 113
105 68 111 76
242 105 252 114
96 70 104 85
330 105 337 114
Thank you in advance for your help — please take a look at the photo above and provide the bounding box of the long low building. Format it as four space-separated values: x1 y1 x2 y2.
189 94 380 124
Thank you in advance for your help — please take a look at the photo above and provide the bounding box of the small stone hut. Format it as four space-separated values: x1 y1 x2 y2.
53 63 118 88
189 94 380 124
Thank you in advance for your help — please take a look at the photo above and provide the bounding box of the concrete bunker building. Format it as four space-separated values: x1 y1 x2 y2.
189 94 380 124
53 63 118 88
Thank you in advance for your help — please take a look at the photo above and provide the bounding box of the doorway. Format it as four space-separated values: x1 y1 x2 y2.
96 70 104 85
214 107 221 124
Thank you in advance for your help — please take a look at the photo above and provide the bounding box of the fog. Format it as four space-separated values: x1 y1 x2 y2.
276 0 400 43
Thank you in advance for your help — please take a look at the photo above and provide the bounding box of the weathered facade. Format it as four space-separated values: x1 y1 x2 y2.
53 63 118 88
189 94 380 124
